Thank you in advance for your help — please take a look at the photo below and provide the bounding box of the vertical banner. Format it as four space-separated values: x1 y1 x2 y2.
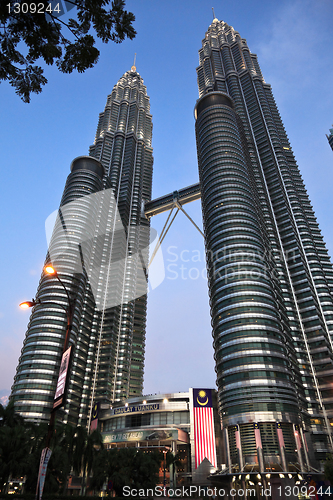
254 422 262 449
254 423 264 472
53 346 72 410
234 424 244 469
276 422 285 449
193 388 217 469
294 424 302 451
90 402 99 432
300 427 311 470
293 424 305 471
276 422 288 471
35 447 52 500
235 424 241 451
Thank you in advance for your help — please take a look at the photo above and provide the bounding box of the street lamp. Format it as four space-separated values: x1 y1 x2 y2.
19 301 36 309
43 265 73 353
163 449 167 486
20 265 74 500
21 266 74 352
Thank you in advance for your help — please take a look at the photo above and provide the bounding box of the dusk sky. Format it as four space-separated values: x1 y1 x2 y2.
1 0 332 402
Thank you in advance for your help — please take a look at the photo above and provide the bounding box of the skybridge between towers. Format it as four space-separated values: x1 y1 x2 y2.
144 182 203 267
144 182 201 217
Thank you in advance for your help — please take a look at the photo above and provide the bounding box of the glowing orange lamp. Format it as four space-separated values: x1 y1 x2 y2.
19 301 36 309
45 265 56 275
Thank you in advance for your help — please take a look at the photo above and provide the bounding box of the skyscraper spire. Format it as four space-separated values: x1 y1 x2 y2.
131 53 137 72
211 7 218 21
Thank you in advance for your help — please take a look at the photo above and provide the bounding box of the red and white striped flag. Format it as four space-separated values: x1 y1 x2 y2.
254 423 262 449
276 422 285 449
294 425 302 451
235 425 241 450
193 389 217 469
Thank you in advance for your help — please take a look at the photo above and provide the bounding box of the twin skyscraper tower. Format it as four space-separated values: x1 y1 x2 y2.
11 18 333 471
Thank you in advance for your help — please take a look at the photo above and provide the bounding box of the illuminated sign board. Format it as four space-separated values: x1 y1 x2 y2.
103 427 189 444
111 403 159 415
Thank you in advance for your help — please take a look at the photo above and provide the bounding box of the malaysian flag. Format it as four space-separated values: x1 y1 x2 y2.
234 424 241 451
254 422 262 449
276 422 285 449
193 388 217 468
233 424 242 466
294 424 302 451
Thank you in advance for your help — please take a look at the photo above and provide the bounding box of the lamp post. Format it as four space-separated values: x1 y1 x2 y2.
20 265 74 500
163 449 167 486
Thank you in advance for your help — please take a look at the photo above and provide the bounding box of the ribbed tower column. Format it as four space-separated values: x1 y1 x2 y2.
11 157 105 423
195 91 302 469
195 91 299 419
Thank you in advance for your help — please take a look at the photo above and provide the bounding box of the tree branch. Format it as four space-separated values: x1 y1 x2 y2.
57 0 90 14
50 15 69 46
47 11 80 40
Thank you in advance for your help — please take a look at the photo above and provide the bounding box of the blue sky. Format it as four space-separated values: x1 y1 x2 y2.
0 0 332 399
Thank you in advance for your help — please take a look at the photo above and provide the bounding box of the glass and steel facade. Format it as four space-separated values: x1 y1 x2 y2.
11 67 153 427
99 389 222 485
88 67 153 408
195 19 333 470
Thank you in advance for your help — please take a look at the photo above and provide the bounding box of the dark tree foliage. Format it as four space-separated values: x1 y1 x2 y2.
0 402 104 495
0 400 25 427
0 0 136 102
0 402 35 492
0 402 164 497
89 447 162 496
325 454 333 484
